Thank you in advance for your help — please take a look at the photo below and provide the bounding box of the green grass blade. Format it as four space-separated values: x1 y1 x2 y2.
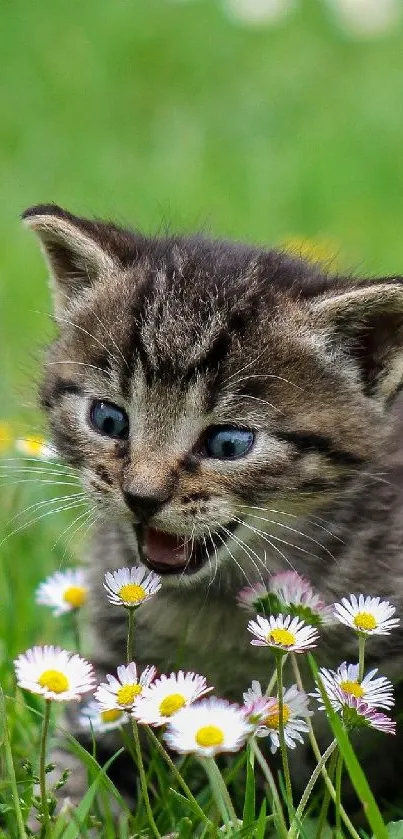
308 654 388 839
255 798 267 839
242 745 256 828
61 748 124 839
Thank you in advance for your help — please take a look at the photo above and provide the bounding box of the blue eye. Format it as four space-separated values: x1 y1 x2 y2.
204 426 254 460
90 400 129 440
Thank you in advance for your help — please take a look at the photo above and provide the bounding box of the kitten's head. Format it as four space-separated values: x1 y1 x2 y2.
23 204 403 585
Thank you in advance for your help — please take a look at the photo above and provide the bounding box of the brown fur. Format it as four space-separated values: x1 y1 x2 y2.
23 203 403 803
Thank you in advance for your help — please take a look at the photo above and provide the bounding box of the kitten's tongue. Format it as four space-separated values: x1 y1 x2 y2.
144 527 188 570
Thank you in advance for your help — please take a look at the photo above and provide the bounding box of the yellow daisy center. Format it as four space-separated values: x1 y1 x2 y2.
340 680 365 699
195 725 224 748
159 693 186 717
101 709 124 723
353 612 377 632
264 702 290 730
63 585 87 609
118 583 147 605
20 436 45 456
267 628 296 647
38 669 69 693
116 683 142 706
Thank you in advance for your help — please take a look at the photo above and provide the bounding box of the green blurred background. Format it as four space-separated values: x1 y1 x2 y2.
1 0 403 417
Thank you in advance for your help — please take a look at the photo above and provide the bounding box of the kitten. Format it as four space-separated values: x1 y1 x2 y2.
23 203 403 802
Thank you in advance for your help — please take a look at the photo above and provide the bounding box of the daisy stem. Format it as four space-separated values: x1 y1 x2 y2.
71 609 81 655
250 739 288 839
335 751 344 837
131 717 161 839
202 757 238 834
358 634 366 681
145 726 216 833
276 653 293 823
39 699 52 838
127 608 135 664
314 749 338 839
291 654 361 839
287 739 338 839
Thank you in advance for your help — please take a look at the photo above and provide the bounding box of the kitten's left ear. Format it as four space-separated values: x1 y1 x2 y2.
309 278 403 400
22 204 122 316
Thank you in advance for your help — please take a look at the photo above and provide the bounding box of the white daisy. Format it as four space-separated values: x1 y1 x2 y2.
270 571 334 626
224 0 297 27
248 613 319 653
14 645 95 702
237 583 271 613
133 671 213 727
164 697 252 757
336 691 396 735
312 663 394 711
104 566 162 608
15 436 56 459
79 699 129 733
243 680 311 753
94 662 157 711
36 568 88 616
324 0 400 38
333 595 399 636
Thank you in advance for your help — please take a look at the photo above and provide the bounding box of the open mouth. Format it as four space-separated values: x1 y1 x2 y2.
136 522 239 576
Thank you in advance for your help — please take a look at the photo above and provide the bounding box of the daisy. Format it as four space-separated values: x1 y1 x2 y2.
269 571 334 626
312 663 394 711
333 595 399 636
237 583 272 613
79 699 129 733
36 568 88 615
243 680 311 753
14 646 95 702
15 435 56 459
133 671 213 727
104 566 162 608
164 697 252 757
336 691 396 735
94 662 157 711
248 613 319 653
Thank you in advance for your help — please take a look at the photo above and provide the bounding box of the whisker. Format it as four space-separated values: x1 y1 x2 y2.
235 394 283 414
5 492 87 527
218 522 268 586
239 512 337 562
231 516 297 572
52 313 121 369
213 527 255 589
46 360 111 375
0 500 88 549
232 503 344 543
0 479 81 489
0 466 82 481
1 457 75 471
56 508 96 558
88 306 131 372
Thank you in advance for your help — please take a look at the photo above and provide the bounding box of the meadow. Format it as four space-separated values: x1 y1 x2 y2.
2 1 403 835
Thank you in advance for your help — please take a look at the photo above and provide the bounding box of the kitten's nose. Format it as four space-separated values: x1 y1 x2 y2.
123 488 171 521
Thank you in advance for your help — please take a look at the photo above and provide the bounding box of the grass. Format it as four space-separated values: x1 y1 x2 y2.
2 0 403 835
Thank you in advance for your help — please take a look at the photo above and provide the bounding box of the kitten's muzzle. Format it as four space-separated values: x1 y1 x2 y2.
123 488 171 521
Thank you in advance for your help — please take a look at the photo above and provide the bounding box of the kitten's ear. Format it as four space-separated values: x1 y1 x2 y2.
309 279 403 400
22 204 119 316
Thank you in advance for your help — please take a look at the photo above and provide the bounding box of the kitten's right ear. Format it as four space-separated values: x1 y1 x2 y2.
22 204 119 316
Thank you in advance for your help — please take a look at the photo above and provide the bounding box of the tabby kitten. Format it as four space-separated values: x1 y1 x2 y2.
23 203 403 799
